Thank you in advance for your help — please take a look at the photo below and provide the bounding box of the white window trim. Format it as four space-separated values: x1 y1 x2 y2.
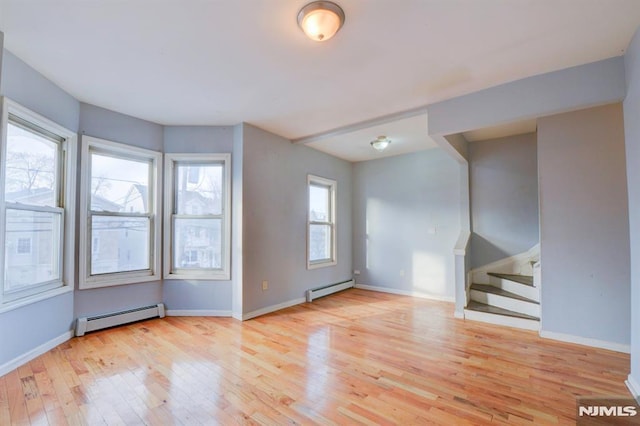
307 174 337 270
79 136 162 289
0 97 77 306
163 153 231 280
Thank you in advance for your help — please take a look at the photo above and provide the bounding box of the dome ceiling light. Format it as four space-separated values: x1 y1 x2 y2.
297 1 345 42
370 136 391 152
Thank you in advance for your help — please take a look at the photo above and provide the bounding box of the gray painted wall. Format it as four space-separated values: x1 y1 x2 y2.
1 51 79 133
623 27 640 386
241 124 352 314
162 126 235 312
76 103 164 317
352 149 460 300
0 49 80 366
538 103 630 345
428 57 626 137
470 133 539 269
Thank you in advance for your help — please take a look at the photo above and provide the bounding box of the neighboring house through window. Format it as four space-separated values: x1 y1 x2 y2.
79 136 162 289
164 153 231 280
16 238 32 255
0 97 77 305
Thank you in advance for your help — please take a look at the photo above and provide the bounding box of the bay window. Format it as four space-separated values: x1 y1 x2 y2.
79 136 161 288
0 98 76 305
164 153 231 280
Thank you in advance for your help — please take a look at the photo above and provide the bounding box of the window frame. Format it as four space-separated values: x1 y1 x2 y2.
79 136 162 289
0 97 77 307
307 174 337 269
163 153 231 280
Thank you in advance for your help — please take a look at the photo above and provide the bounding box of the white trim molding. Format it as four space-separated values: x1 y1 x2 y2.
165 309 232 317
355 284 455 303
242 297 306 321
0 286 72 315
626 375 640 402
539 330 630 354
0 330 73 377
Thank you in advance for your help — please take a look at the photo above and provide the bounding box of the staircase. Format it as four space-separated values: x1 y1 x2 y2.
464 272 540 330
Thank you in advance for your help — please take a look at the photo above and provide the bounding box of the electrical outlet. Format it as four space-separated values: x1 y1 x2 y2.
262 280 268 291
354 270 361 275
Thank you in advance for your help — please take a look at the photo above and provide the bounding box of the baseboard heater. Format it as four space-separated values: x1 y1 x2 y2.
75 303 165 336
306 279 354 302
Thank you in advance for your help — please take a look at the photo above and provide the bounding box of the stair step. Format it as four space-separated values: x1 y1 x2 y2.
470 283 539 304
487 272 533 286
466 300 539 321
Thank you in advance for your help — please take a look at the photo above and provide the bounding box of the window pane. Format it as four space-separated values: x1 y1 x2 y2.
309 184 330 221
309 224 331 262
91 215 150 275
176 163 223 215
91 153 150 213
5 123 58 207
4 209 61 291
174 218 222 269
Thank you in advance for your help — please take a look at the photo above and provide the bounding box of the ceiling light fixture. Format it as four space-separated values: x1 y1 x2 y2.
297 1 345 42
370 136 391 152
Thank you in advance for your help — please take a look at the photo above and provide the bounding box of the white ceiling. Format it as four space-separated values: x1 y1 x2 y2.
463 119 538 142
304 113 437 162
1 0 639 161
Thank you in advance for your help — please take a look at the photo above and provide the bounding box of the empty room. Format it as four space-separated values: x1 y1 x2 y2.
2 0 640 424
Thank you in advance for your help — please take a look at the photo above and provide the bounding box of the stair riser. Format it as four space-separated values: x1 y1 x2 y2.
489 276 540 301
464 309 540 331
470 291 540 317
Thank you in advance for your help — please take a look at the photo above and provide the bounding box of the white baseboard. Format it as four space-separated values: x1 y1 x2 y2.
0 330 73 377
454 310 464 319
539 330 630 353
626 375 640 401
242 297 306 321
165 309 232 317
355 284 455 303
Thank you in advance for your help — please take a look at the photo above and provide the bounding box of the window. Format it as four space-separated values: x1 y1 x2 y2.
16 238 32 255
164 153 231 280
0 97 76 305
307 175 336 269
79 136 162 288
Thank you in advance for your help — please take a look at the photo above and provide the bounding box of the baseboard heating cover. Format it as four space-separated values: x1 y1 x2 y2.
75 303 165 336
306 279 354 302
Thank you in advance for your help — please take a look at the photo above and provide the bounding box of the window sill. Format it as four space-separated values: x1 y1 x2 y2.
79 271 160 289
307 260 337 270
0 285 72 315
164 272 231 281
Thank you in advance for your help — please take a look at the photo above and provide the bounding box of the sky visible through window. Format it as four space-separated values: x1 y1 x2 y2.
91 153 149 212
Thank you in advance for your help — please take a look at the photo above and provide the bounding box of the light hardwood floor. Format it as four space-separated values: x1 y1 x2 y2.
0 289 631 425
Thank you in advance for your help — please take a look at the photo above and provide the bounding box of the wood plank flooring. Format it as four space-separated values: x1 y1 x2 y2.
0 289 631 425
